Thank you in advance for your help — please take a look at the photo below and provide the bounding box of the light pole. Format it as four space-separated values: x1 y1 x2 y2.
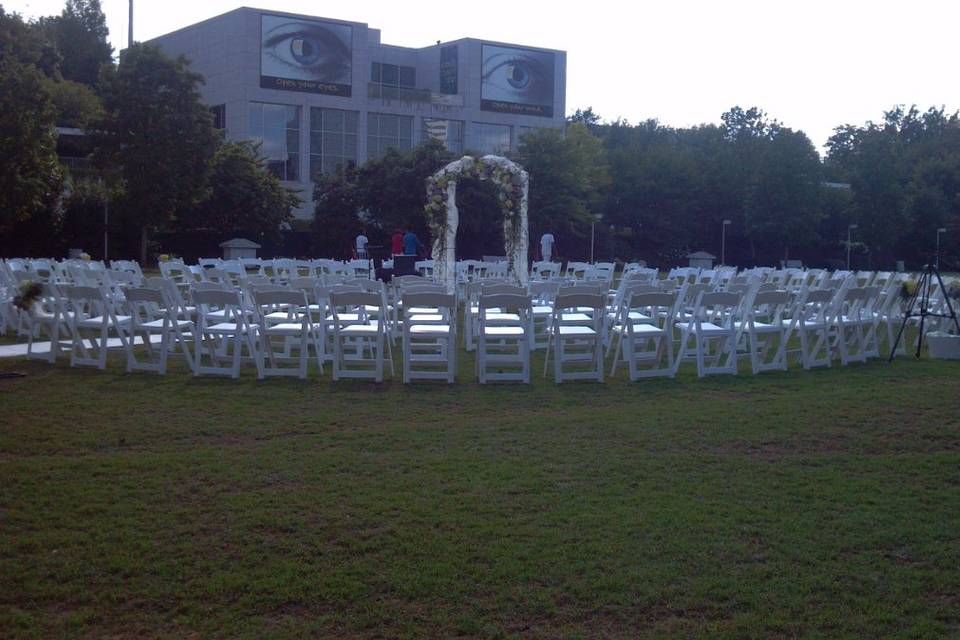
721 219 731 266
846 223 858 270
589 214 602 263
936 227 947 268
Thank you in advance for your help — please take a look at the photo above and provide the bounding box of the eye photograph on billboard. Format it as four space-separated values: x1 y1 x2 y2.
260 14 352 96
480 44 555 118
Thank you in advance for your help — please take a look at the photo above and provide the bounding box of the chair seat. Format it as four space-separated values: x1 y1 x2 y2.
206 322 258 333
676 321 731 333
77 315 131 328
409 324 452 335
409 314 444 322
482 326 526 337
406 306 439 315
140 318 193 330
483 312 521 323
553 326 597 336
612 323 666 335
338 323 382 336
263 322 315 334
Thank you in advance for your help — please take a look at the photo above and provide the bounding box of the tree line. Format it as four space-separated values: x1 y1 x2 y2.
0 2 299 263
316 106 959 269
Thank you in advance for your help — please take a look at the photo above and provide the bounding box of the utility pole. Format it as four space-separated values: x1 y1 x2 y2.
721 219 731 266
129 0 134 46
936 227 947 268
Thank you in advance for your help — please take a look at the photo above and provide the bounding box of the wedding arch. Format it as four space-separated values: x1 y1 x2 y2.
424 155 529 292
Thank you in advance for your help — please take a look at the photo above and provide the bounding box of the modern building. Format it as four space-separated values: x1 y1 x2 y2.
147 7 567 218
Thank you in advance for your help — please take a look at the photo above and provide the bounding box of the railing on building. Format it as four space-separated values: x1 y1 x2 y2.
367 83 465 110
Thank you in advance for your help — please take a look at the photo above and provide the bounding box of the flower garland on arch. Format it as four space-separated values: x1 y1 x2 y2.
424 155 526 242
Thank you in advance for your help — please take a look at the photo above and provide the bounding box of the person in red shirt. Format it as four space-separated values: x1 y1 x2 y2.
391 229 404 256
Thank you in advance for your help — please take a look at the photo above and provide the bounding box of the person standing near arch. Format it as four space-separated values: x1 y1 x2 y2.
540 231 556 262
355 228 369 260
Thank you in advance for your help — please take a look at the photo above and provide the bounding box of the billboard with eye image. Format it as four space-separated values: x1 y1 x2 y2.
481 44 555 118
260 14 352 96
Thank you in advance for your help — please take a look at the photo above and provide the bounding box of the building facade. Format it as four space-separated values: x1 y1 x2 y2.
147 8 567 218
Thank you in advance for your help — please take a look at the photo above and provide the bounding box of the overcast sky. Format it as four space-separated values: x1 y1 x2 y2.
10 0 959 152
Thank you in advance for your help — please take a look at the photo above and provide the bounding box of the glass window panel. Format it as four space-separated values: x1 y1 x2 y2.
399 66 415 88
382 63 398 86
310 132 323 153
398 116 412 140
344 134 357 158
367 113 378 137
367 136 380 159
380 115 398 137
286 105 300 130
286 154 299 181
310 107 323 131
264 104 285 130
310 155 323 182
248 103 262 136
286 129 299 152
371 62 381 83
323 134 344 157
324 110 344 133
345 111 358 132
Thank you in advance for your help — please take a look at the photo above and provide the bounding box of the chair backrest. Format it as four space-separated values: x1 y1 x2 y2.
402 292 455 316
479 293 531 312
554 292 603 314
482 283 526 296
253 288 308 310
330 290 382 316
192 288 243 308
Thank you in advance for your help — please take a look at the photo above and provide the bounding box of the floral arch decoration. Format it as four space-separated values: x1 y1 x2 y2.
424 155 530 292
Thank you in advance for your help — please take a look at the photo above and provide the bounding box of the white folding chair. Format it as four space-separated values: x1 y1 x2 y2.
477 293 532 384
401 291 457 383
64 285 132 370
740 290 791 374
790 289 834 369
192 289 260 379
123 286 195 375
253 288 322 379
609 291 676 380
545 291 604 383
329 290 391 382
674 291 742 377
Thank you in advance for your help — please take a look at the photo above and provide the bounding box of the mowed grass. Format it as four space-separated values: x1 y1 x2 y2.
1 344 959 639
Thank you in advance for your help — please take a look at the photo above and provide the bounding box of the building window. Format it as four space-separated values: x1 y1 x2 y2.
248 102 300 181
422 118 464 155
439 45 458 95
210 104 226 130
371 62 416 88
473 122 511 155
367 112 413 160
310 108 358 179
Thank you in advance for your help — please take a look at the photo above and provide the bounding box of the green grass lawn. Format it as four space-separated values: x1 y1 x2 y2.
1 345 959 639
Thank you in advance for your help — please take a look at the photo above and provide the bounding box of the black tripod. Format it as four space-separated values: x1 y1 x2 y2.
889 259 960 360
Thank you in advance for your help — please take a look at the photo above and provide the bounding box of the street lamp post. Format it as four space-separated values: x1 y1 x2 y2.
846 224 858 270
936 227 947 268
721 219 731 266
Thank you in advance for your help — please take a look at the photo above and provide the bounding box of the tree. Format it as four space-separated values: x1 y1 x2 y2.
313 163 361 258
45 78 102 128
37 0 113 88
94 44 217 263
353 139 454 249
513 123 610 259
185 140 300 241
826 105 960 266
0 9 63 234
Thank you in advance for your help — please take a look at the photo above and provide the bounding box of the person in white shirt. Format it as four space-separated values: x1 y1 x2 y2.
355 229 369 259
540 232 555 262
